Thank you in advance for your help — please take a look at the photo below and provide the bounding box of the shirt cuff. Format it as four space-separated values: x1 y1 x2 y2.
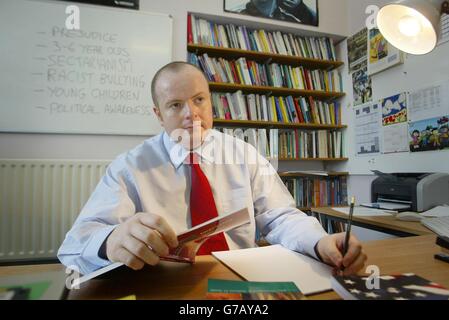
81 225 117 268
302 228 328 261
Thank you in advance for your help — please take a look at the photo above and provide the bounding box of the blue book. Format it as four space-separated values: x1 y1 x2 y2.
274 97 284 122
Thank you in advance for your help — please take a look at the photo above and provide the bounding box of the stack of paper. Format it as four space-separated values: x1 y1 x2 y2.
421 205 449 218
333 206 394 216
212 245 333 295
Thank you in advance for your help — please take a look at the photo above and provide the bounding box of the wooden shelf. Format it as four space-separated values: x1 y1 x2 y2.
208 82 344 101
279 172 349 177
274 158 348 161
214 119 346 130
298 205 348 211
188 44 344 70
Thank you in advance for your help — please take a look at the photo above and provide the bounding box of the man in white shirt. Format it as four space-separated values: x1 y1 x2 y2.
58 62 367 276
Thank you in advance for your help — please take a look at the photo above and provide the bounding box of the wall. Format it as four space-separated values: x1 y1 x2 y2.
328 0 449 241
0 0 348 164
330 0 449 194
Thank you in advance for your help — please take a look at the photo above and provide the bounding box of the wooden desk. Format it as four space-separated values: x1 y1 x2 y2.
0 236 447 300
311 207 433 237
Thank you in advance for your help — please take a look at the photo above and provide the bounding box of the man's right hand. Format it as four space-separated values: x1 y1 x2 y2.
105 212 179 270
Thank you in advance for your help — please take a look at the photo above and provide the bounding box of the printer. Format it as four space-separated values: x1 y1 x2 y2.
371 172 449 212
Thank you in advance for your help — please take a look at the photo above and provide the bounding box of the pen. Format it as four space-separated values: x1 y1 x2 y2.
343 196 355 258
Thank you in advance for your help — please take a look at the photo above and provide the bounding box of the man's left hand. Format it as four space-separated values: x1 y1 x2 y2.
315 233 367 276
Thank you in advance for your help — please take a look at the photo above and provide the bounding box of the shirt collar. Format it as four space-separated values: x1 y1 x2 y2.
163 129 217 169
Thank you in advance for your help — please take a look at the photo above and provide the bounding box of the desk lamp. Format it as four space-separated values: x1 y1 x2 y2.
377 0 449 54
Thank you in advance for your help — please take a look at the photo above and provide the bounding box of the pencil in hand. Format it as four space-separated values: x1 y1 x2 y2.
343 197 355 256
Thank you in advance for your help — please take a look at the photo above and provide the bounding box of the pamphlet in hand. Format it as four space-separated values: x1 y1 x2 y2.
71 207 250 288
161 207 250 263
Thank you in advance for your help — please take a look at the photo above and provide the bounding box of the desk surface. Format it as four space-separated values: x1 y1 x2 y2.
311 207 433 236
0 235 447 300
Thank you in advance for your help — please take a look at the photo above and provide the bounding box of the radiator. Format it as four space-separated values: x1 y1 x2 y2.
0 160 110 262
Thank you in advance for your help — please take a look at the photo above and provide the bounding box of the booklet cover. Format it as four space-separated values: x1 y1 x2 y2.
71 207 250 288
161 207 250 263
206 279 306 300
332 273 449 300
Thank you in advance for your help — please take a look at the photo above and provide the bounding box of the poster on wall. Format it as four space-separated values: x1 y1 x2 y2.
347 28 372 106
368 28 404 76
408 80 449 122
354 102 381 156
409 116 449 152
381 93 407 126
347 28 367 74
382 123 410 154
224 0 319 26
381 93 409 153
352 60 372 106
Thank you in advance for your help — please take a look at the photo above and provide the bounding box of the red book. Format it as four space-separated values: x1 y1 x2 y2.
308 97 318 124
229 62 240 84
303 70 313 90
293 98 305 123
187 14 193 44
221 96 231 120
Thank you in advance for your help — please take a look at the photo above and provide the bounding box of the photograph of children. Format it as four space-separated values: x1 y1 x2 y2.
409 116 449 152
224 0 318 26
382 93 407 126
352 60 372 106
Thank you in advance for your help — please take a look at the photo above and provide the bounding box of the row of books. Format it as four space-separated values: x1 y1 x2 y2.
189 53 343 92
211 92 341 125
187 14 338 61
219 128 344 159
275 129 344 159
282 176 348 208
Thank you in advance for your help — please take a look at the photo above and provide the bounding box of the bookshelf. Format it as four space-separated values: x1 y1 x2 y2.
278 172 349 177
187 13 348 207
187 44 344 70
213 119 346 130
208 82 344 100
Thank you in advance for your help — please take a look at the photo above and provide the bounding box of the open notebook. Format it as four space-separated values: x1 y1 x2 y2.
212 245 333 295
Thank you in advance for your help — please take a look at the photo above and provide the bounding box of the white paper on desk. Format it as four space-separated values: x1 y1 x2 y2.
212 245 333 295
421 205 449 218
71 262 124 289
333 206 394 216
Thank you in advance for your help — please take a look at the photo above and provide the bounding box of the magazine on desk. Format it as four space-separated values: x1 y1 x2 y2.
331 273 449 300
71 207 250 288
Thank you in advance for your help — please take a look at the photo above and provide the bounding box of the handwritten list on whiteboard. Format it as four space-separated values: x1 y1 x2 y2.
0 0 172 135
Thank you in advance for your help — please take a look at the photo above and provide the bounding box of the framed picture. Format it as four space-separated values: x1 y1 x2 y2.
368 28 404 75
224 0 319 27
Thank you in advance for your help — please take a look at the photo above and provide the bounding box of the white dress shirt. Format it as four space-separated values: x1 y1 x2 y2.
58 129 328 275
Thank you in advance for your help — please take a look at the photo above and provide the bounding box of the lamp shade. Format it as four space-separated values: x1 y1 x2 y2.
377 0 444 55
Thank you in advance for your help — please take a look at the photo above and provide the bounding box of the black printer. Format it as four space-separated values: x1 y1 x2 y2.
371 172 449 212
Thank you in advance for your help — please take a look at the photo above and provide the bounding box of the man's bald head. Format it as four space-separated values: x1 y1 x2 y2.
151 61 209 107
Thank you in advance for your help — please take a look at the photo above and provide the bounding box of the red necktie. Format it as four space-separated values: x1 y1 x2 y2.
188 153 229 255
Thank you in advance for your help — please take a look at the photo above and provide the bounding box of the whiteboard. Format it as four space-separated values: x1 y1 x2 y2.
0 0 172 135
